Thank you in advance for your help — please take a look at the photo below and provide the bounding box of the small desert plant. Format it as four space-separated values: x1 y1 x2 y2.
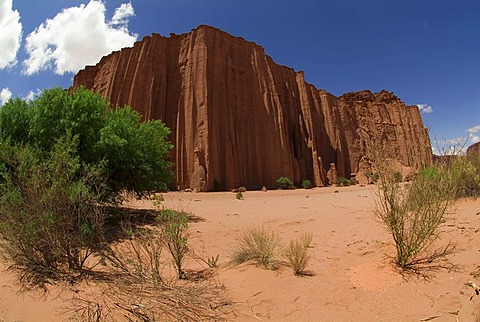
300 232 313 248
238 186 247 192
277 177 294 189
393 171 403 183
349 177 358 185
449 157 480 198
337 177 350 186
366 171 380 183
232 226 280 269
190 248 220 268
284 238 310 276
375 160 456 269
301 179 313 189
236 191 244 200
157 209 190 279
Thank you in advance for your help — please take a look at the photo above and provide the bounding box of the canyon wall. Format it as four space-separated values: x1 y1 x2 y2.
73 25 432 191
467 142 480 158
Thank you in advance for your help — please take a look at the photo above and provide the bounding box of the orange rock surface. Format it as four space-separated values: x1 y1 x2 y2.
467 142 480 157
73 25 432 191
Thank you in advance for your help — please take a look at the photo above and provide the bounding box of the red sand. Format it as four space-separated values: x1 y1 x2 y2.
1 185 480 321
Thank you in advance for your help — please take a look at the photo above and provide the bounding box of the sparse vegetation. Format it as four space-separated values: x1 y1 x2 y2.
337 177 350 186
301 179 313 189
76 226 231 321
393 171 403 183
238 186 247 192
277 177 295 190
284 238 311 276
366 171 380 183
236 191 244 200
0 136 107 286
374 158 456 269
232 226 280 269
300 232 313 249
450 156 480 198
157 209 190 279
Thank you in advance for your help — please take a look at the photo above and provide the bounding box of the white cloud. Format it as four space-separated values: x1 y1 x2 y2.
110 2 135 27
416 104 433 114
431 136 468 155
24 89 42 102
0 87 12 105
23 0 137 75
468 124 480 144
0 0 23 70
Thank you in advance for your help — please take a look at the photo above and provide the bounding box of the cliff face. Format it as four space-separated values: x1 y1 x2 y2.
73 25 433 190
467 142 480 157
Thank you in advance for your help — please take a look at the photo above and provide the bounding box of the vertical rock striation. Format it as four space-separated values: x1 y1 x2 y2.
74 25 433 191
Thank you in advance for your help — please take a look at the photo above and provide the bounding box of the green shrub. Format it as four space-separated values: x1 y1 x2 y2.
232 226 279 269
0 87 173 201
277 177 294 189
349 178 358 185
375 161 456 269
238 186 247 192
157 209 190 279
337 177 350 186
449 157 480 198
301 179 313 189
236 191 244 200
0 136 106 282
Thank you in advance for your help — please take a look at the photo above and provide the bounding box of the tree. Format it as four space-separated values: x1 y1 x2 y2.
0 87 173 200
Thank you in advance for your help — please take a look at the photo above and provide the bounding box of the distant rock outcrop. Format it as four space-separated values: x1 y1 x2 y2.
73 25 433 191
467 142 480 158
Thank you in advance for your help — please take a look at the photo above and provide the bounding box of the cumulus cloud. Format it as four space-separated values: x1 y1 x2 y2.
416 104 433 114
110 2 135 27
23 0 137 75
24 89 42 102
0 88 12 105
468 124 480 144
0 0 23 70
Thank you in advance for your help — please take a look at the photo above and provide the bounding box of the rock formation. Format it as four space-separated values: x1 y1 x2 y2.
467 142 480 158
73 25 433 191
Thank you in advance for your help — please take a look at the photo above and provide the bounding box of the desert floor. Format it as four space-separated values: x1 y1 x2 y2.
1 185 480 321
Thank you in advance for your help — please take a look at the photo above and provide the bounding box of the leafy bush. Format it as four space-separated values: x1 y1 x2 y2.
238 186 247 192
301 179 313 189
232 226 279 269
157 209 190 279
277 177 294 190
0 136 106 283
236 191 244 200
349 177 358 185
284 238 310 276
0 87 173 200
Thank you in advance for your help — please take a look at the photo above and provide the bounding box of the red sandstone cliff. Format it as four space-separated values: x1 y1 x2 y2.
73 25 433 191
467 142 480 158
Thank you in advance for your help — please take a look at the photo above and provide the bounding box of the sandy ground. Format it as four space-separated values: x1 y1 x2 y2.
1 185 480 321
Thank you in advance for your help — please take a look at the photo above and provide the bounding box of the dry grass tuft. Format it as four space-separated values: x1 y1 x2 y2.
232 226 280 269
284 238 311 276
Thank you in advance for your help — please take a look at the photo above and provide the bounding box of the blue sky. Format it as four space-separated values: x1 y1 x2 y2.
1 0 479 152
